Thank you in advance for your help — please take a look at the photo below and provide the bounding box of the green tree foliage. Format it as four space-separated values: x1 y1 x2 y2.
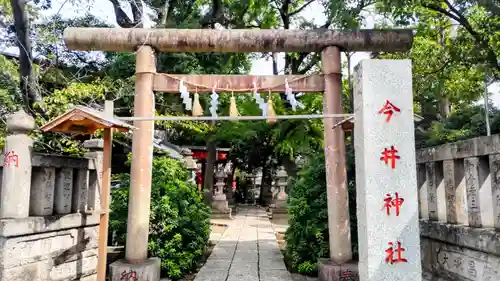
374 5 489 123
372 1 499 145
110 156 211 279
417 104 500 148
376 0 499 80
285 155 329 275
285 146 357 275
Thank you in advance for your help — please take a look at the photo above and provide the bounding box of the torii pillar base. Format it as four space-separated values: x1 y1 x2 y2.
109 258 161 281
318 259 359 281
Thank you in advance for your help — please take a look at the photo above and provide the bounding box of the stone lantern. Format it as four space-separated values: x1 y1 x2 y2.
211 168 231 218
246 174 257 204
181 148 197 184
271 166 288 216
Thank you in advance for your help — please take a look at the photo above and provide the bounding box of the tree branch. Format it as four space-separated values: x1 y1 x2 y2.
423 2 500 75
419 59 452 77
128 0 144 27
200 0 225 28
157 0 171 27
297 53 320 74
10 0 41 111
421 3 461 22
474 0 500 16
108 0 134 28
289 0 315 16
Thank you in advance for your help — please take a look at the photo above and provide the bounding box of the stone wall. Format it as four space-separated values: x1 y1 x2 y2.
0 136 103 280
416 135 500 281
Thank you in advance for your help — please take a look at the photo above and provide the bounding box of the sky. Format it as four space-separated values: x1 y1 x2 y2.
12 0 500 107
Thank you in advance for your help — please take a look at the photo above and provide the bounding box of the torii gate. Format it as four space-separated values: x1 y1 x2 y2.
63 28 413 281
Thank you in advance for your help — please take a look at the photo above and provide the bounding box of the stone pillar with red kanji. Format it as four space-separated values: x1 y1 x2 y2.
353 60 422 281
0 110 35 218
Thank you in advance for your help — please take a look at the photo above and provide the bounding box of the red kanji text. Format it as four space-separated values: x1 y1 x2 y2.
380 146 400 169
120 270 138 281
382 192 405 216
3 151 19 168
340 269 355 281
385 241 408 264
378 100 401 122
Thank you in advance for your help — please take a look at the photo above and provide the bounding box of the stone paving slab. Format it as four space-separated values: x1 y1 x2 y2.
227 273 259 281
229 261 259 275
290 273 319 281
201 259 233 271
194 270 228 281
194 206 293 281
260 270 293 281
233 254 258 263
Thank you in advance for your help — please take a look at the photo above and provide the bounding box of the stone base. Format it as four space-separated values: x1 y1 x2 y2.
212 199 231 213
270 206 288 215
318 259 359 281
273 198 287 209
211 204 232 219
211 212 232 219
268 208 287 220
109 258 161 281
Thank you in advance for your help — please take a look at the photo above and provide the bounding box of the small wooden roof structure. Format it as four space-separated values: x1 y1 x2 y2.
40 106 134 134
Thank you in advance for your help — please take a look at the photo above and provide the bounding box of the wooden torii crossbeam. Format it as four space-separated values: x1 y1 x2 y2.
63 28 413 53
153 74 325 92
62 27 414 281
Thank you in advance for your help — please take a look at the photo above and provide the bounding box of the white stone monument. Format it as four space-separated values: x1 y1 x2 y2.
354 60 422 281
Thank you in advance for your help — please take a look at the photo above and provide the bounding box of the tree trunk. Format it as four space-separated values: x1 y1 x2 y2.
272 53 279 75
204 140 217 192
281 155 297 179
10 0 41 111
259 164 270 204
437 27 450 119
226 162 236 190
439 98 450 118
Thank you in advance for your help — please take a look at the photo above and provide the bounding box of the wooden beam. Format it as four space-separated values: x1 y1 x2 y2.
153 74 325 93
63 28 413 53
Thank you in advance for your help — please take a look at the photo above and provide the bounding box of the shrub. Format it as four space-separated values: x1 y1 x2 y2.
284 155 329 275
284 151 357 275
110 156 211 279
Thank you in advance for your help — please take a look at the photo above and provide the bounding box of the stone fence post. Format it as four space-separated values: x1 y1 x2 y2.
84 139 104 212
0 110 35 218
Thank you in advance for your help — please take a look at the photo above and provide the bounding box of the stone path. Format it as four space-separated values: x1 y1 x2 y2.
194 206 293 281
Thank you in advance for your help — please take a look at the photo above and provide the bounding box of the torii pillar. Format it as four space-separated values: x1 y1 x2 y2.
62 28 413 281
110 46 161 280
